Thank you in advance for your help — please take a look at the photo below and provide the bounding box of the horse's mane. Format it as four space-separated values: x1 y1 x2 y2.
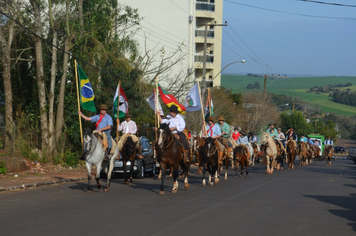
160 123 171 133
324 145 332 152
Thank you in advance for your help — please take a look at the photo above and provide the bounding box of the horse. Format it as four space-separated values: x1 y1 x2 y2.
261 133 277 174
192 136 204 175
314 146 321 161
286 140 296 169
306 143 315 165
274 140 286 170
81 129 119 193
233 145 249 177
155 123 189 194
121 136 139 186
299 143 308 166
324 145 334 166
246 142 255 166
250 142 259 165
200 137 219 186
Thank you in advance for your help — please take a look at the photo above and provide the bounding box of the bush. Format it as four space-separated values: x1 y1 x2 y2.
0 161 7 174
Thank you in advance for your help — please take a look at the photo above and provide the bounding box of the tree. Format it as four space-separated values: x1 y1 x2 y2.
280 111 312 136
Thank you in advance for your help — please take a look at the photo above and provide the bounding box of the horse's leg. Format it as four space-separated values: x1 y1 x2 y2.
123 161 128 184
202 159 206 186
281 154 284 169
158 169 162 179
234 160 238 177
246 159 249 176
159 163 166 195
86 162 92 193
224 157 228 181
184 161 190 189
95 162 102 190
214 166 219 184
266 155 270 174
240 161 244 177
105 157 115 192
129 159 134 186
270 157 275 174
208 165 213 186
169 166 173 180
172 166 179 193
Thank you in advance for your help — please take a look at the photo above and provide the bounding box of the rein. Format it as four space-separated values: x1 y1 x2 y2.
85 134 99 160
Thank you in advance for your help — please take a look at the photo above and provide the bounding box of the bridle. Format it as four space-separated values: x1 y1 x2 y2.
84 134 99 159
158 128 174 150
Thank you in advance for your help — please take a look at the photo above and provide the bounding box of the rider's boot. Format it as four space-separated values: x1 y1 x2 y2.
104 148 110 161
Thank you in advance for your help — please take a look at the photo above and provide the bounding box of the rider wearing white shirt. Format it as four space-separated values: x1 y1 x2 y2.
237 131 249 145
118 113 143 159
324 136 334 146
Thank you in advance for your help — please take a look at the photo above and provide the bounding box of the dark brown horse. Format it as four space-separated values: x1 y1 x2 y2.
286 141 296 169
306 144 315 165
233 145 249 177
200 137 219 186
121 136 139 186
299 142 308 166
274 140 285 170
324 145 334 166
155 123 189 194
314 146 321 160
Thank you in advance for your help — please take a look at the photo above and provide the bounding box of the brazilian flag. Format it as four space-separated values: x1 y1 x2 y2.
77 63 96 113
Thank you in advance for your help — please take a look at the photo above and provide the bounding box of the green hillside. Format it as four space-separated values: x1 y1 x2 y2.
221 75 356 116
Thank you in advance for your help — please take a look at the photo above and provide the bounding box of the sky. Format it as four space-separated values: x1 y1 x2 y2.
221 0 356 76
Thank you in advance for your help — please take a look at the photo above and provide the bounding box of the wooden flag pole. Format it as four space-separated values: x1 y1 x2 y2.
155 76 160 129
116 81 121 144
197 82 206 137
154 88 157 141
75 60 83 147
208 88 212 116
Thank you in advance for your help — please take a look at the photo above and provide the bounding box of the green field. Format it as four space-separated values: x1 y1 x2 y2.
221 75 356 116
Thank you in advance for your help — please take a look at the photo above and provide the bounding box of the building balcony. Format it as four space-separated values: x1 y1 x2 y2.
194 54 214 63
196 1 215 12
195 29 214 38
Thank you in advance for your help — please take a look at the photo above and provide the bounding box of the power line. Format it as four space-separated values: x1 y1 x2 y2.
225 0 356 20
298 0 356 7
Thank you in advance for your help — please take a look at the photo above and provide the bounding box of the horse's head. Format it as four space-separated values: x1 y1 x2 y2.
158 123 171 148
124 136 138 159
81 129 93 160
202 137 215 158
261 132 270 145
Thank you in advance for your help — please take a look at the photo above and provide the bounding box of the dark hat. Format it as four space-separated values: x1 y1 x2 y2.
218 116 225 121
169 105 179 114
206 116 215 123
240 130 246 136
268 121 276 126
234 127 238 131
99 104 108 110
124 113 132 118
277 128 282 131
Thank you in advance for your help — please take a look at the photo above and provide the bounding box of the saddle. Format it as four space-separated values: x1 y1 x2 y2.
93 131 108 150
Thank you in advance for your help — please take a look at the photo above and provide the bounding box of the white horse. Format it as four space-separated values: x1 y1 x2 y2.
82 130 119 193
261 133 277 174
246 142 255 166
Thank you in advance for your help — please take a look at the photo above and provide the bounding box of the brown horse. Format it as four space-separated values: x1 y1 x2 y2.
155 123 189 194
299 143 308 166
324 145 334 166
192 136 204 175
306 144 315 165
274 140 285 170
314 146 321 160
233 145 249 177
286 140 296 169
200 137 219 186
121 136 139 186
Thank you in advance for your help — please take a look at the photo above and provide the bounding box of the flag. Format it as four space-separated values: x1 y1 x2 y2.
158 83 186 113
146 88 164 116
113 85 128 119
204 95 213 121
77 63 96 113
185 83 201 112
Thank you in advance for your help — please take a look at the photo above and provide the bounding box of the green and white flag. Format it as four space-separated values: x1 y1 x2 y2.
77 63 96 113
113 85 128 119
185 83 201 112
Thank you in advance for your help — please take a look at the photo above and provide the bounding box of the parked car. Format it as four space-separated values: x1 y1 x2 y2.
333 146 346 154
101 136 156 178
348 148 356 164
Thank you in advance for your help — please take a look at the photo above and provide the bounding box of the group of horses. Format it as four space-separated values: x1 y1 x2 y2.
81 128 334 194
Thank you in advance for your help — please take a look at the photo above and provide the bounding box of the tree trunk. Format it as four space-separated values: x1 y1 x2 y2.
48 0 57 155
77 0 84 27
1 22 15 155
30 0 48 152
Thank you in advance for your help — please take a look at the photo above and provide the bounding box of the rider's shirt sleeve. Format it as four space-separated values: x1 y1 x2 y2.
90 115 100 123
176 115 185 132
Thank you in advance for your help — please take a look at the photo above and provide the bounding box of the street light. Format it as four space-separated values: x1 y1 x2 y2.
212 60 246 81
274 103 289 112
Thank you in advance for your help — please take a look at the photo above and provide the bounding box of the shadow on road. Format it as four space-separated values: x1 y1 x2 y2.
304 193 356 232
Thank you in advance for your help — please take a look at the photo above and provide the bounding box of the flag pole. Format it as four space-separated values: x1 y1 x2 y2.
116 81 121 144
75 60 83 147
156 76 160 129
208 88 212 116
197 82 206 137
154 88 157 141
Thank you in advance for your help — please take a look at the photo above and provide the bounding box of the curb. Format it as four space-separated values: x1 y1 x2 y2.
0 177 87 193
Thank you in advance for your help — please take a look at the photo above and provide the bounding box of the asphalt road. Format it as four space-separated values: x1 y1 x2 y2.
1 158 356 236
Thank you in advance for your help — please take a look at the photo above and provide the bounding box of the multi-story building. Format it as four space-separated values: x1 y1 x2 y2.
122 0 223 87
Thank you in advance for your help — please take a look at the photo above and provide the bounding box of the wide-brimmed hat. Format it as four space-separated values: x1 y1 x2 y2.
218 116 225 121
268 121 276 126
206 116 215 123
169 105 179 114
99 104 108 110
240 130 246 136
124 113 132 118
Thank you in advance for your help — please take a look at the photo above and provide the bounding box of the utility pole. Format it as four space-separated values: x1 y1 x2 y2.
263 75 267 102
201 21 227 103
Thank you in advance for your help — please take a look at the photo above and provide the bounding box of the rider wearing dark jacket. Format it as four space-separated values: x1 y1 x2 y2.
285 128 298 152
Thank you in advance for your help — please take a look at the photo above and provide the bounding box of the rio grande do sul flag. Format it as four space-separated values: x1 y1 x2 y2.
158 83 186 113
185 83 201 112
113 85 128 119
146 88 164 116
77 63 96 113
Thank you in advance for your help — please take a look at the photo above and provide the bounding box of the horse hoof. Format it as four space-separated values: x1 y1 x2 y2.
171 189 178 194
97 185 102 190
86 190 91 194
281 167 283 170
128 182 133 186
104 188 108 192
214 179 219 184
202 183 206 186
235 175 238 178
184 183 189 189
159 191 165 195
208 182 214 186
123 181 128 184
224 177 227 181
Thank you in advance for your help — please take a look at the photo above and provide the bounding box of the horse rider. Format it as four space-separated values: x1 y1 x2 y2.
324 136 334 146
249 132 260 152
285 127 298 153
78 104 113 161
202 116 225 164
237 131 249 156
276 128 286 153
117 113 144 159
299 134 310 151
157 105 190 162
217 116 233 157
266 121 278 139
314 140 320 147
232 127 240 142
